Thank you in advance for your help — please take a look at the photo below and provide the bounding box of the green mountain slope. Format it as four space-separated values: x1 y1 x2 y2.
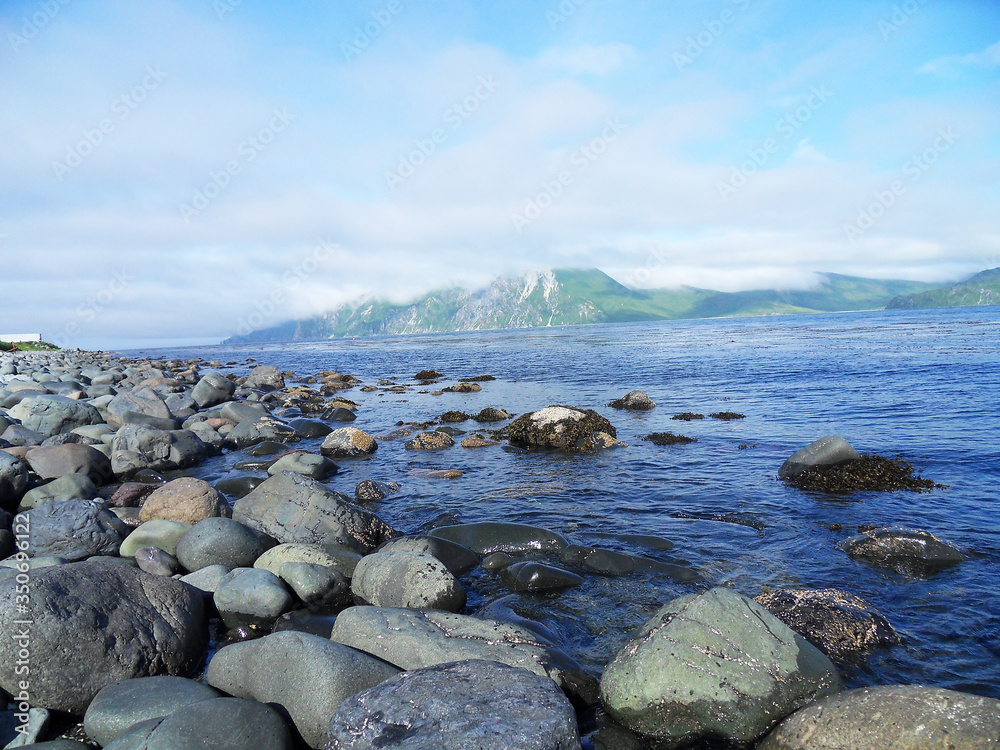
223 268 946 344
887 268 1000 309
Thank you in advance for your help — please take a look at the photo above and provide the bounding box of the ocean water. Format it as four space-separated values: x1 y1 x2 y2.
132 306 1000 715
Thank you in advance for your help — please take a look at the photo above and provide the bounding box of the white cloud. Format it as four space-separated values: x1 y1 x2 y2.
918 40 1000 76
538 43 635 76
791 138 832 162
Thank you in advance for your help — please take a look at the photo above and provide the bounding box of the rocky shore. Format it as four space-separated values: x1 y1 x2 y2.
0 350 996 749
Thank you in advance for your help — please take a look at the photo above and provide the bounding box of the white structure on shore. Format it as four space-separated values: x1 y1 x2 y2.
0 334 41 343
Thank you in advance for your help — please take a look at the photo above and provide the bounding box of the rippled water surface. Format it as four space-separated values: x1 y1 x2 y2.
132 307 1000 713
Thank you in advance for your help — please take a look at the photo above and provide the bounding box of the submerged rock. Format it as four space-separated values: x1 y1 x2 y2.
641 432 696 446
429 522 569 555
508 406 617 451
841 527 965 575
327 659 581 750
608 390 656 411
500 561 584 593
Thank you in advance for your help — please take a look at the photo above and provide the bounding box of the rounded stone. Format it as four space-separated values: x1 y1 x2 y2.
321 427 378 458
139 476 230 524
351 551 466 612
175 517 274 572
119 520 192 557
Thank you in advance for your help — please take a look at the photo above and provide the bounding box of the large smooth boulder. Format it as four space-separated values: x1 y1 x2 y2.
106 388 171 429
429 522 569 555
758 685 1000 750
600 587 842 746
375 535 479 575
351 551 466 611
279 562 351 611
841 527 965 575
508 406 617 451
111 425 205 476
176 517 274 572
103 697 293 750
208 631 401 748
138 476 230 524
191 372 235 408
7 394 103 437
0 559 208 713
225 416 299 449
22 499 129 560
84 676 219 747
327 659 581 750
254 542 361 579
245 365 285 389
214 568 294 630
233 473 397 554
118 520 192 558
0 452 28 509
18 474 97 511
778 436 861 479
320 427 377 458
267 452 339 479
754 588 900 663
330 606 598 704
24 443 112 484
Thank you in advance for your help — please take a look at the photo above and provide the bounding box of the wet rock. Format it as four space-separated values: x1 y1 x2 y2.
600 587 841 747
7 394 103 437
785 454 942 492
404 431 455 451
438 410 470 423
508 406 617 451
414 369 444 380
0 559 208 713
672 412 704 421
754 588 900 663
324 407 357 422
758 685 1000 750
255 542 362 579
608 390 656 411
778 435 861 479
460 434 500 448
289 418 332 438
245 365 285 390
25 443 112 484
214 475 264 500
641 432 696 446
352 551 466 612
320 427 377 458
560 546 637 576
501 561 584 593
103 696 293 750
331 606 599 704
225 416 299 449
279 562 351 611
710 411 745 420
139 476 230 524
176 517 274 571
179 564 230 597
472 407 512 422
106 388 172 429
429 522 569 555
353 479 400 502
443 382 481 393
482 552 516 571
208 631 401 748
119 519 192 557
110 425 206 477
327 659 581 750
267 451 339 479
233 473 398 554
18 474 97 511
134 547 180 576
22 499 129 560
841 527 965 575
0 451 28 509
248 440 289 456
376 535 479 575
214 567 294 630
84 676 219 747
191 371 236 409
272 610 339 639
221 401 269 423
105 481 158 508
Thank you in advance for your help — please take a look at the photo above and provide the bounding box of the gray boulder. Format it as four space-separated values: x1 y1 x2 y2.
508 406 617 451
111 425 205 477
429 522 569 555
225 416 299 449
267 451 339 479
135 547 180 576
0 559 208 713
320 427 377 458
279 562 351 611
119 520 191 557
255 542 361 578
106 387 172 429
179 564 230 596
326 659 581 750
778 436 861 479
18 474 97 511
600 587 841 746
375 535 479 575
22 499 129 560
351 551 466 611
233 473 398 554
176 517 274 572
7 394 103 437
0 451 28 509
758 685 1000 750
24 443 112 484
207 630 401 748
331 606 599 704
214 567 294 630
220 401 269 423
191 372 235 408
501 561 584 593
1 423 47 447
103 697 292 750
608 390 656 411
245 365 285 389
84 676 219 747
841 527 965 575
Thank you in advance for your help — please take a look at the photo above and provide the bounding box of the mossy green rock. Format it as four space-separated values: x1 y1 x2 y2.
508 405 616 451
600 587 841 747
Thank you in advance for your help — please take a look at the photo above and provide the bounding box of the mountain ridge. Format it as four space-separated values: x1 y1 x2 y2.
887 267 1000 310
224 267 972 344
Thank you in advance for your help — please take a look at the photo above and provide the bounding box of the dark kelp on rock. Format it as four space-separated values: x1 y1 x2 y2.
784 454 944 493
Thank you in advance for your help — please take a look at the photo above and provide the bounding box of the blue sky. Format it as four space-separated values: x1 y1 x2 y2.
1 0 997 347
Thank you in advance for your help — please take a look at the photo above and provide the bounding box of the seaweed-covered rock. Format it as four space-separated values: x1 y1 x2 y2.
778 436 861 479
841 528 965 575
320 427 377 458
785 454 941 492
404 431 455 451
438 410 470 423
754 588 900 663
758 685 1000 750
608 391 656 411
473 407 512 423
326 659 581 750
508 406 616 451
353 480 401 502
641 432 696 446
600 587 841 746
